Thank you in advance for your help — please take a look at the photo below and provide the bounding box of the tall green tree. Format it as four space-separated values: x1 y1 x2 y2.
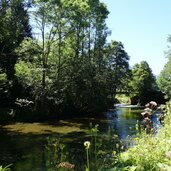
0 0 31 105
63 0 111 112
157 36 171 99
15 0 131 117
0 0 31 79
157 59 171 99
105 41 130 97
129 61 156 104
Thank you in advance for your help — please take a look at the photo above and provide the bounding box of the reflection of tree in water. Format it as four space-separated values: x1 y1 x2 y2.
0 108 152 171
44 127 123 171
88 124 122 170
106 108 142 140
45 136 86 171
45 138 71 170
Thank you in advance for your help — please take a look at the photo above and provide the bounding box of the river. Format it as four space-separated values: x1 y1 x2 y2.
0 106 159 171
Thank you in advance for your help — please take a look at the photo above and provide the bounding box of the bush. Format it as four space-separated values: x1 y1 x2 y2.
112 101 171 171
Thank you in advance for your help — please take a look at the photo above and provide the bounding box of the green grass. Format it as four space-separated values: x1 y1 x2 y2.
111 101 171 171
0 165 11 171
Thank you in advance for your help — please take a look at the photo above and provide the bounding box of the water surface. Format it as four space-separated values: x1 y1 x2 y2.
0 107 144 170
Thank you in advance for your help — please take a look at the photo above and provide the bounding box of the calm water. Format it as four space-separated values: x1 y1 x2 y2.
0 107 151 171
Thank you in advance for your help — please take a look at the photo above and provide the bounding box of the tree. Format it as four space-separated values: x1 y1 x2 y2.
129 61 157 105
157 54 171 99
157 60 171 99
0 0 31 79
62 0 111 113
105 41 130 97
14 0 131 117
0 0 31 106
0 70 12 106
15 0 112 114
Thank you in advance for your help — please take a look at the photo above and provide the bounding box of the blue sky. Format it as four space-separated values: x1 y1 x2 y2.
101 0 171 75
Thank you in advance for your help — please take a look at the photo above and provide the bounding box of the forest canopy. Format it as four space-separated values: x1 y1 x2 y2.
0 0 166 120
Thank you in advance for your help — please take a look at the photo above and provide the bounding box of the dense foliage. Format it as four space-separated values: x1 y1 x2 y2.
0 0 31 106
129 61 160 105
158 36 171 100
0 0 131 119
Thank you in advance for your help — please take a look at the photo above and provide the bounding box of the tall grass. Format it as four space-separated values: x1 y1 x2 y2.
111 101 171 171
83 124 123 171
0 165 11 171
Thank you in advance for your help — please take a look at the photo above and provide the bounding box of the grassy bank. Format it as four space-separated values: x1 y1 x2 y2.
111 101 171 171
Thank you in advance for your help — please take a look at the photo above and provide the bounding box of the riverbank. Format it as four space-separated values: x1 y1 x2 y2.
112 101 171 171
0 107 143 170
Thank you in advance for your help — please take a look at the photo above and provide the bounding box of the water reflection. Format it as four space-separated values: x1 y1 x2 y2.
0 107 148 171
106 107 143 140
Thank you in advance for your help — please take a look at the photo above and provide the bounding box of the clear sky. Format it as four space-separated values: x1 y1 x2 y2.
101 0 171 75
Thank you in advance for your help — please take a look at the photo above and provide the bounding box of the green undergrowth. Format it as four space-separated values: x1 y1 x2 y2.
111 101 171 171
0 165 11 171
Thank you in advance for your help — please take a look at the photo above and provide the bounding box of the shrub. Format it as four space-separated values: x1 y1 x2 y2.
112 101 171 171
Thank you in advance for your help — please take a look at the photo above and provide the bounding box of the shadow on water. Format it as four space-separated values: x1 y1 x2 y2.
0 106 159 171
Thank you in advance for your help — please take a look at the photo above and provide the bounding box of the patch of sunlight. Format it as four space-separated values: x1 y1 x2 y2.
2 121 87 134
